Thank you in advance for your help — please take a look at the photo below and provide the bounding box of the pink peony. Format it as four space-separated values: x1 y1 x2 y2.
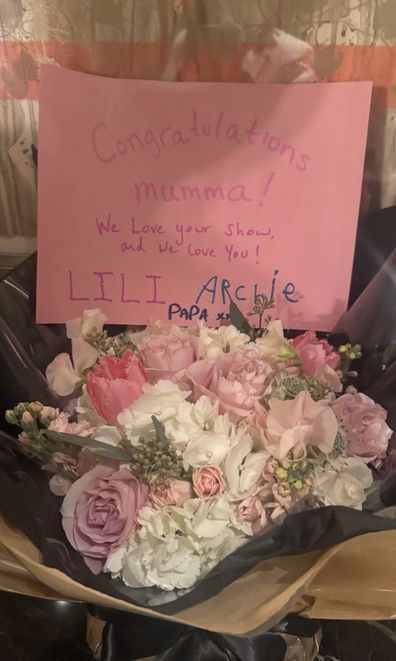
332 392 392 466
61 464 149 574
138 329 200 383
150 479 193 509
192 465 225 500
264 391 338 460
86 350 147 424
186 349 272 418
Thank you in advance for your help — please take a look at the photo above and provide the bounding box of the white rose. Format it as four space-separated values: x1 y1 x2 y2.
117 380 190 443
314 457 373 509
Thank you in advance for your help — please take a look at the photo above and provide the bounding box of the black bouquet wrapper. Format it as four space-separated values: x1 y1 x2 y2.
1 239 396 657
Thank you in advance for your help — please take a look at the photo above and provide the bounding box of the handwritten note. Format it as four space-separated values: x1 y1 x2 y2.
37 66 372 330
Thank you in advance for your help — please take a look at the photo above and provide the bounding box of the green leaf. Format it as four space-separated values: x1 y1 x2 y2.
44 430 132 462
151 415 167 443
229 300 251 334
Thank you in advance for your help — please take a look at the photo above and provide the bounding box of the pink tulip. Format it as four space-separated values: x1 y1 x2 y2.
86 350 147 424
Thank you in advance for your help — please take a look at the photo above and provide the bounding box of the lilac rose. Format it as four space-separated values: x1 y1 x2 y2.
61 464 148 573
332 392 392 466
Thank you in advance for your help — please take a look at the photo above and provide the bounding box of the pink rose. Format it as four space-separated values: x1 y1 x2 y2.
186 349 272 418
138 329 200 383
264 391 338 460
86 350 147 424
48 412 92 437
292 332 341 392
61 464 149 574
292 331 340 376
150 479 193 508
332 392 392 466
192 465 225 500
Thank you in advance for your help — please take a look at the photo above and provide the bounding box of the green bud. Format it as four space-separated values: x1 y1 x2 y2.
5 409 18 425
278 342 297 360
15 402 28 416
29 401 43 415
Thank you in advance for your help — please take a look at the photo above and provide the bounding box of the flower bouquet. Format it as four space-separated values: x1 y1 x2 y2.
2 297 395 609
2 249 396 660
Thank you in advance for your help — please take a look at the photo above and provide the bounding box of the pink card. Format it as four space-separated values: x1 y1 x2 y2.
37 66 372 330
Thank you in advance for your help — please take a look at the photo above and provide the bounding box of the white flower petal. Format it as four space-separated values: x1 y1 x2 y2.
93 425 122 447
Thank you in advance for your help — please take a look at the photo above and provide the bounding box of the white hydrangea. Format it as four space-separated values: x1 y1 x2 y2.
121 537 202 590
182 431 232 469
163 396 252 472
196 324 250 359
117 380 190 444
164 396 220 448
110 496 245 591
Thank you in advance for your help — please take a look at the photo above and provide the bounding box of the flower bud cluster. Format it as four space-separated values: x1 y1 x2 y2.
129 435 184 484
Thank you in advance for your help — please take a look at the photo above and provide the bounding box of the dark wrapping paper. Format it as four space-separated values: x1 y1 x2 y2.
97 611 320 661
